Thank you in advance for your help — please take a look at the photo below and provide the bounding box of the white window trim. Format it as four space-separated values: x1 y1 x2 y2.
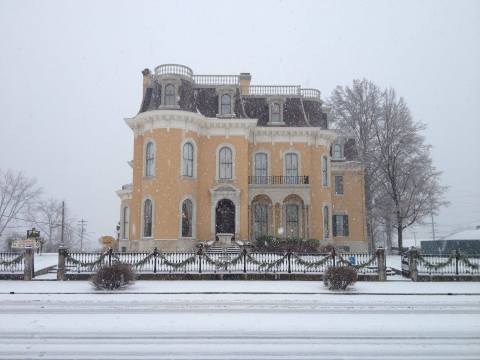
267 99 285 125
332 143 344 160
216 86 236 118
252 149 271 177
333 211 349 238
121 205 129 240
322 203 331 240
143 139 156 178
334 175 344 196
321 154 330 188
282 149 301 177
141 196 154 239
159 78 181 109
178 195 196 239
215 143 236 181
180 138 198 179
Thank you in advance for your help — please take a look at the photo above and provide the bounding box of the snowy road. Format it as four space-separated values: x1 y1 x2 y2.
1 281 480 359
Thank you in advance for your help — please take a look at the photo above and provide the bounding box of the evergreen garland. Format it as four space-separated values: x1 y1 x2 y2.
157 252 197 268
0 253 25 267
415 253 455 270
65 251 109 269
337 254 377 270
292 253 331 269
203 253 244 268
247 253 288 270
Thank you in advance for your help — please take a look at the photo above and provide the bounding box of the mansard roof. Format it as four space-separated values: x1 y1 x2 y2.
138 64 329 129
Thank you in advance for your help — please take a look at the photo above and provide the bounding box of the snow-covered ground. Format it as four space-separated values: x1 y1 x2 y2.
1 281 480 359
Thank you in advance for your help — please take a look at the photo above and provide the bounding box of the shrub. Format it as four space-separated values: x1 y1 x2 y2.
323 266 357 290
253 236 320 253
318 243 335 253
91 263 135 290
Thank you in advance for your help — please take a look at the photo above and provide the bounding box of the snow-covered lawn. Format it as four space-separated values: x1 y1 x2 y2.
33 252 58 270
1 280 480 359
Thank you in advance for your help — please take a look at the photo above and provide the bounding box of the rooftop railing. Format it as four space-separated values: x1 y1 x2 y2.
300 88 322 99
193 74 240 86
154 64 193 79
246 85 301 96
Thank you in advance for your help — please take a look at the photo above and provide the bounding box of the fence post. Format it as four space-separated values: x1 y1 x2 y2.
108 248 113 266
24 246 34 281
197 244 203 274
408 248 418 281
153 248 158 274
455 249 459 276
331 248 336 268
57 246 66 281
376 247 386 281
242 248 247 273
287 249 292 274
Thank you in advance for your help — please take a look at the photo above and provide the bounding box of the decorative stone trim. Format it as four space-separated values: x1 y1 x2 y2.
209 184 241 240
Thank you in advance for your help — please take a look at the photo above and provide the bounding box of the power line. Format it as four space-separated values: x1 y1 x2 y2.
78 219 87 252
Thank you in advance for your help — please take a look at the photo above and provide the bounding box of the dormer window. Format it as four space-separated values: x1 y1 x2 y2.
164 84 176 106
333 143 343 159
220 94 232 115
271 102 281 123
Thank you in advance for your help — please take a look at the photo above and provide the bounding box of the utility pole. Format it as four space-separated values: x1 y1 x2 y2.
78 219 87 251
60 201 65 247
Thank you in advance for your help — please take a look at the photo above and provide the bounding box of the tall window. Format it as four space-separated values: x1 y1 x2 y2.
254 153 267 183
285 153 298 184
181 199 193 237
333 144 343 159
323 205 329 239
271 102 281 123
220 94 232 115
122 206 129 239
254 203 268 239
219 146 233 180
335 176 344 195
145 142 155 177
143 199 153 238
322 156 329 186
164 84 176 106
286 204 299 238
182 142 194 177
333 215 349 237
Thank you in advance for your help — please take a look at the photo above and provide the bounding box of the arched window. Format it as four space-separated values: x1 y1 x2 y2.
254 203 268 239
271 102 281 123
145 142 155 177
220 94 232 115
323 205 329 239
143 199 153 238
286 204 299 238
254 153 267 183
285 153 298 184
181 199 193 237
182 142 194 177
164 84 176 106
122 206 129 239
322 156 329 186
219 146 233 180
333 144 343 159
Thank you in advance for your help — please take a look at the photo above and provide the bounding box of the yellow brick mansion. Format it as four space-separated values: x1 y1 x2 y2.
117 64 367 252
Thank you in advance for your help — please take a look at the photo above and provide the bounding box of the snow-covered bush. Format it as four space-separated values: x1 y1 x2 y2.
323 266 357 290
91 263 135 290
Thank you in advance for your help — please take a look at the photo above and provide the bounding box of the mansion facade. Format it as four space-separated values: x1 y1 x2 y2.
117 64 367 251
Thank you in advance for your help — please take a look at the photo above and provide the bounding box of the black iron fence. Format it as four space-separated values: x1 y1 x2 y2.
401 249 480 279
61 247 383 276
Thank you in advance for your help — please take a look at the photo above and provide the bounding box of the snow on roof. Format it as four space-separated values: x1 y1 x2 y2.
443 227 480 241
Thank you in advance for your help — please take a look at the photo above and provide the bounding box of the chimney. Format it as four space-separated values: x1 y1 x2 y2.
142 68 152 96
239 72 252 95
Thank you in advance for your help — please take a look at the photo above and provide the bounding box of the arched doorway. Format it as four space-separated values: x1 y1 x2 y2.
215 199 235 237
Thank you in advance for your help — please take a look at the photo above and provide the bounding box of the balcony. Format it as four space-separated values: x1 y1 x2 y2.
248 176 309 185
154 64 193 79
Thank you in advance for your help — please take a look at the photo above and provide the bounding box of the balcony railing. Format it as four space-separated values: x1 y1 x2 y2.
248 176 309 185
154 64 193 79
193 74 239 86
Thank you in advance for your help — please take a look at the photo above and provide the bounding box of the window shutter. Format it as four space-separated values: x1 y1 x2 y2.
332 215 337 236
343 215 349 236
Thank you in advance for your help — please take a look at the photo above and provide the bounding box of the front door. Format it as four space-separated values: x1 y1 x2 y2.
215 199 235 237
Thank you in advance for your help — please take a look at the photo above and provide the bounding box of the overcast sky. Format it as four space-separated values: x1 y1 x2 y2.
0 0 479 246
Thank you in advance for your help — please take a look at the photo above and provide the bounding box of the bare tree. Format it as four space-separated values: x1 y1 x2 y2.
329 79 384 251
373 89 448 249
0 169 42 240
25 198 63 251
